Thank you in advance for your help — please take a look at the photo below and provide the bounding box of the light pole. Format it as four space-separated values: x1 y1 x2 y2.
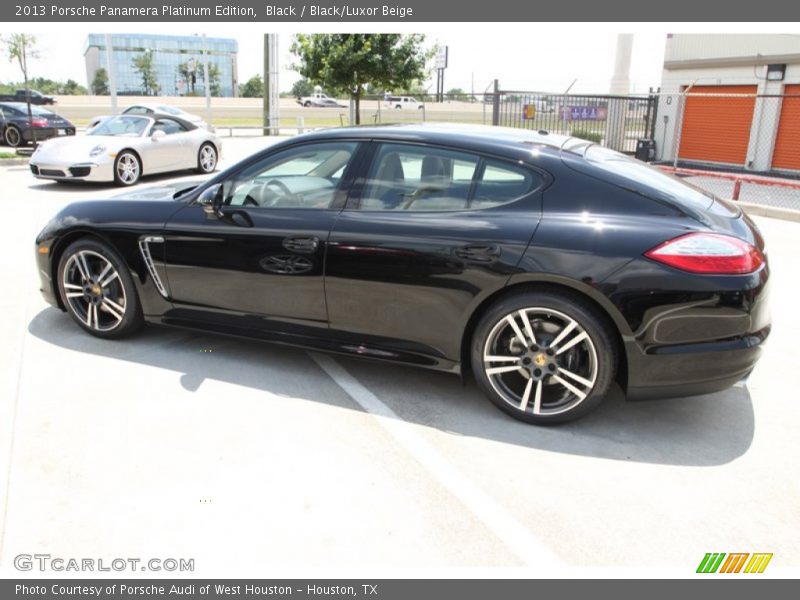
104 33 118 114
202 33 212 127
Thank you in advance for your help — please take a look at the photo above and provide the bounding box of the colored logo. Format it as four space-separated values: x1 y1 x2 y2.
696 552 773 574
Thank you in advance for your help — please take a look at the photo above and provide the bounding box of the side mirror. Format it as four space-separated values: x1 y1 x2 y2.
197 183 223 217
151 129 166 141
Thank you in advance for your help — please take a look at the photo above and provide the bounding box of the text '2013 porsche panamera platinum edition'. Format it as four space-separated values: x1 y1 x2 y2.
34 124 770 424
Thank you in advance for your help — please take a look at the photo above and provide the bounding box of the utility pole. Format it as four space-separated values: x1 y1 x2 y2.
202 33 212 128
607 33 634 151
104 33 118 115
262 34 279 135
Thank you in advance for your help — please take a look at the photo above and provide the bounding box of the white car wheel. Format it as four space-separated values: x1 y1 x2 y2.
196 143 217 174
114 151 141 186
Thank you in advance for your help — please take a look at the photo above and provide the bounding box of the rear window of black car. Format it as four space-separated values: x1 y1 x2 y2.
565 144 715 211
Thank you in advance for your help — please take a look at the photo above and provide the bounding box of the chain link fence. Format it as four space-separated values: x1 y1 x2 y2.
654 91 800 211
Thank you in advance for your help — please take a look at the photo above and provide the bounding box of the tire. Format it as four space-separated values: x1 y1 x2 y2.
56 238 144 339
113 150 141 186
4 125 22 147
195 142 218 174
395 105 402 110
471 290 617 424
304 101 312 107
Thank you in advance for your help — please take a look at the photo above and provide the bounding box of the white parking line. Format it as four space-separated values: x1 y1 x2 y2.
310 352 562 570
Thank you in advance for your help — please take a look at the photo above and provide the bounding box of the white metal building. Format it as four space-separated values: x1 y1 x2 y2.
655 34 800 172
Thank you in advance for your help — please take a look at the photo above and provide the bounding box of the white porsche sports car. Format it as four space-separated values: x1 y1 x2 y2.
30 113 221 186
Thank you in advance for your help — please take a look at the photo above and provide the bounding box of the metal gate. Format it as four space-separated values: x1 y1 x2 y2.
493 89 658 154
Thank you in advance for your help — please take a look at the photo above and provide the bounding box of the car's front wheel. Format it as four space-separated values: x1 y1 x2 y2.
114 150 141 186
4 125 22 147
195 143 217 174
56 239 143 339
471 290 617 424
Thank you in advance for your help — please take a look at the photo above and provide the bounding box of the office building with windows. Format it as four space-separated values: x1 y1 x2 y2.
84 33 239 97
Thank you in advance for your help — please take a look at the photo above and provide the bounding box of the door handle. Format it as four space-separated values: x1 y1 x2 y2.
282 236 319 253
453 244 501 262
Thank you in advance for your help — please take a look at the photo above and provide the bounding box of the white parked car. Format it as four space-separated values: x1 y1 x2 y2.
88 103 211 130
30 113 221 186
384 95 424 110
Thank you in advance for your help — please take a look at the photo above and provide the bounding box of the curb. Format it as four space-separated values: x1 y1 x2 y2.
0 158 30 166
737 201 800 223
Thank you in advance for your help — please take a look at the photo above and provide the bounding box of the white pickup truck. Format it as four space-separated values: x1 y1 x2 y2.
296 92 346 108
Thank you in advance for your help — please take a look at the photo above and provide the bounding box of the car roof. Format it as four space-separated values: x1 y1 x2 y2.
0 102 53 113
296 123 574 162
102 112 197 131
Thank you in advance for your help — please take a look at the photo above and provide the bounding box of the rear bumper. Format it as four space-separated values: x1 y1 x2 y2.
624 328 768 400
24 127 75 142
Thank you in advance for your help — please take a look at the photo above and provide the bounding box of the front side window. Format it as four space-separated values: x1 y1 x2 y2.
224 142 357 209
359 144 541 211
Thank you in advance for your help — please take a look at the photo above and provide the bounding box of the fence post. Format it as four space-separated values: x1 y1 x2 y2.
732 179 742 201
492 79 500 126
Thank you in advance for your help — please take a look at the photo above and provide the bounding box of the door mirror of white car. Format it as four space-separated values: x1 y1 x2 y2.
151 129 166 141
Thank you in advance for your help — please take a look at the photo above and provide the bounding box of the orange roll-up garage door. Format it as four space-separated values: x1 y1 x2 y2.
772 84 800 171
679 85 757 166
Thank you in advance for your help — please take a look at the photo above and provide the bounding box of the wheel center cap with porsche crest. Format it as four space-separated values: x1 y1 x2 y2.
533 353 547 367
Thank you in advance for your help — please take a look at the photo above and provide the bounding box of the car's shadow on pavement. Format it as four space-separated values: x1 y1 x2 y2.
28 307 754 467
25 170 202 193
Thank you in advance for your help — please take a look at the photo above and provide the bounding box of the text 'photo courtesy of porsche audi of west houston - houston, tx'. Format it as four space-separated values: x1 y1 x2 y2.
34 124 770 424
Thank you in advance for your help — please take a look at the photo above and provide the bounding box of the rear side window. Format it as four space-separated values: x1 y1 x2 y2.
359 143 542 211
472 161 539 209
360 144 479 211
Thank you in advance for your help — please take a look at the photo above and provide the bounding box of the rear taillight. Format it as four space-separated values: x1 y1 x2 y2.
644 232 764 275
31 118 48 127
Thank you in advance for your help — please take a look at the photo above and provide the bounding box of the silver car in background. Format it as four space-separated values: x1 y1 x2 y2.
30 113 221 186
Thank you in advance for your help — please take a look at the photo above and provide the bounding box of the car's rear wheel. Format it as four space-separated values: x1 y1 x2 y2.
304 101 312 107
114 150 141 186
4 125 22 147
195 142 217 174
56 239 143 339
471 290 617 424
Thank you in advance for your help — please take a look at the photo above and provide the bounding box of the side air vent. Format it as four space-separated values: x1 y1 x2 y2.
138 236 169 298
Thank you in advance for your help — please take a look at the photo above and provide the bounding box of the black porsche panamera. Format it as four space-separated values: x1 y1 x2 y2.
34 124 770 424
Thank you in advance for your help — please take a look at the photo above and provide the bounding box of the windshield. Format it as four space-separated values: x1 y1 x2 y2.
89 115 149 137
156 105 183 116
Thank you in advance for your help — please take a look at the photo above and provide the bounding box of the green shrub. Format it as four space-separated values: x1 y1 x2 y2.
570 128 603 143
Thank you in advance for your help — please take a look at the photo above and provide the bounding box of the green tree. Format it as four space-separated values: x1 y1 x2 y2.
91 68 109 95
206 63 221 97
177 60 198 94
62 79 87 95
290 78 316 98
2 33 40 143
446 87 466 99
240 74 263 98
132 51 159 96
291 34 434 124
